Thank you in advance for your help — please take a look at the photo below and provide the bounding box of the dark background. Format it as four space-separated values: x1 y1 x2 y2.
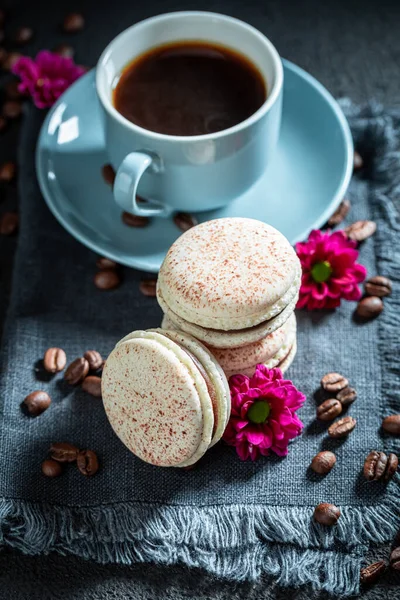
0 0 399 598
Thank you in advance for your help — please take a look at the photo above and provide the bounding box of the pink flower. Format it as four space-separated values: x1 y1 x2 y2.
223 365 305 461
12 51 85 109
296 229 367 310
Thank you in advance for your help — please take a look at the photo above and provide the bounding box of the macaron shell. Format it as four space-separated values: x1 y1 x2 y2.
160 329 231 447
157 218 301 330
160 292 298 349
102 331 213 467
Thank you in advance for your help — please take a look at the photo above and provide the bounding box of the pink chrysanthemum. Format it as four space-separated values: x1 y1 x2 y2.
296 229 367 310
12 51 85 109
223 365 305 461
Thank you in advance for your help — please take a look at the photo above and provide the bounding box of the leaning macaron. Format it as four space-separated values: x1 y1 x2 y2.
157 218 301 347
102 329 230 467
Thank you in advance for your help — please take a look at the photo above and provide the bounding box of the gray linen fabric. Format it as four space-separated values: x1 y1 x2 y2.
0 101 399 597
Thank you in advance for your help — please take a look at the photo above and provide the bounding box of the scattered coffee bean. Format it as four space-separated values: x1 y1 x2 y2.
5 80 22 100
101 164 115 186
0 116 6 132
174 212 198 232
360 561 386 585
3 100 22 119
50 442 79 463
344 220 376 242
83 350 103 370
353 151 364 171
310 451 336 474
356 296 383 320
122 211 149 228
320 372 348 393
43 347 67 373
42 459 63 478
313 503 340 526
94 269 121 290
0 161 16 182
0 212 19 235
64 357 89 385
336 386 357 406
63 13 85 33
365 275 392 298
139 279 157 297
385 453 399 480
327 198 351 227
96 256 118 270
382 414 400 435
77 450 99 476
363 451 389 481
328 416 356 438
82 375 102 398
0 47 7 66
3 52 22 71
317 398 342 421
53 43 75 58
23 390 51 416
14 26 34 45
390 547 400 570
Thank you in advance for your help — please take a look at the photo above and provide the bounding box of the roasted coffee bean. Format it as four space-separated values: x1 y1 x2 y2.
122 211 149 228
390 547 400 570
328 416 356 438
43 347 67 373
365 275 392 298
313 503 340 526
83 350 103 370
63 13 85 33
327 198 351 227
353 151 364 171
310 451 336 474
320 372 348 393
14 26 33 45
94 269 121 290
3 100 22 119
360 561 386 584
356 296 384 320
82 375 102 398
42 459 63 478
385 453 399 481
0 116 6 132
0 161 16 182
50 442 79 463
336 386 357 406
0 212 18 235
77 450 99 476
96 256 118 270
5 80 22 100
64 357 89 385
174 212 198 232
363 451 388 481
382 415 400 435
23 390 51 416
101 164 115 186
317 399 342 421
53 43 75 58
3 52 22 71
344 220 376 242
139 279 157 297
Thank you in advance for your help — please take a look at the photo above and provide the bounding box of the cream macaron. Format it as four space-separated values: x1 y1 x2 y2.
162 313 297 378
157 218 301 348
102 329 230 467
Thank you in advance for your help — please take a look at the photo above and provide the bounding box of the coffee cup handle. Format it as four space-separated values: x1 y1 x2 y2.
113 152 171 217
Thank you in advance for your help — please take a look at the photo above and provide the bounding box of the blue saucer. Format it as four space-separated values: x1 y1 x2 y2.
36 60 353 273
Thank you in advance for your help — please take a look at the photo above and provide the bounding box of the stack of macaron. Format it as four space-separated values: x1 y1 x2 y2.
157 217 301 378
102 329 230 467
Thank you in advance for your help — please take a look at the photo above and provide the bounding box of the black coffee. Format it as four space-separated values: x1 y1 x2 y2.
113 41 266 136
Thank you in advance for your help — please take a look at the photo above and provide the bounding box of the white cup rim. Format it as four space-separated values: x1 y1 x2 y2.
96 11 283 143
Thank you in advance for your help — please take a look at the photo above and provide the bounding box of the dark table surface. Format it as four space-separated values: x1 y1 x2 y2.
0 0 399 598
